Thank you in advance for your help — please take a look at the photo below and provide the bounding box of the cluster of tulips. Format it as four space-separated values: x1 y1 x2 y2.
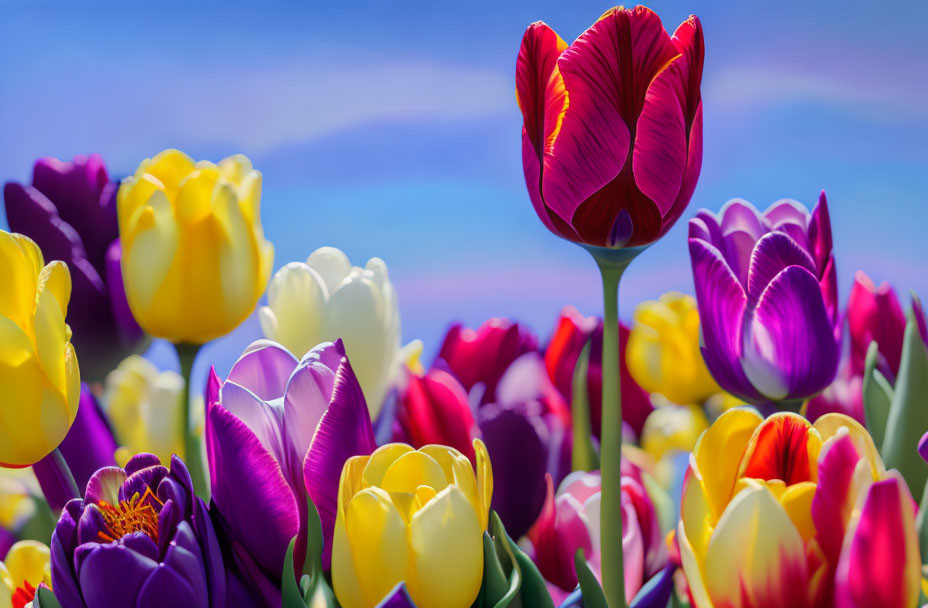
2 5 927 608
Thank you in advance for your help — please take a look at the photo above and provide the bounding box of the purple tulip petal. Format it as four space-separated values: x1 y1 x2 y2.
376 582 417 608
119 531 159 562
78 543 158 608
303 356 376 570
746 232 816 302
819 256 840 331
688 238 760 402
743 265 840 400
104 239 143 344
51 502 84 607
688 209 722 248
763 200 808 231
808 191 833 276
136 558 203 608
121 465 168 504
219 381 289 464
478 404 549 539
193 498 226 604
227 340 298 401
3 182 84 264
284 342 344 461
630 564 675 608
124 453 161 476
206 400 299 576
159 521 209 605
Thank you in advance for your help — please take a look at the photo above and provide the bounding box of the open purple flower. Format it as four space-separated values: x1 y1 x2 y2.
688 192 840 404
3 155 146 381
50 453 224 607
205 339 375 607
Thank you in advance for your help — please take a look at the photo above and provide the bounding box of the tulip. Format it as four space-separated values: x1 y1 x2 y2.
259 247 408 418
0 540 51 608
677 409 921 607
205 339 375 606
689 194 841 405
528 465 665 605
640 404 708 465
516 6 703 249
626 293 719 405
0 230 80 467
3 155 147 381
545 306 652 436
332 441 492 608
804 370 865 425
116 149 273 344
848 271 927 381
50 454 225 607
436 318 538 404
0 470 40 544
33 385 118 510
101 355 185 467
395 367 479 462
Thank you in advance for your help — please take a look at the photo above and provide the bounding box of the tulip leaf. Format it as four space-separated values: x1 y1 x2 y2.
476 511 555 608
282 538 307 608
477 530 517 607
504 536 554 608
880 307 928 498
572 341 600 472
33 586 62 608
303 495 325 580
917 478 928 565
486 511 522 608
573 548 608 608
862 340 893 449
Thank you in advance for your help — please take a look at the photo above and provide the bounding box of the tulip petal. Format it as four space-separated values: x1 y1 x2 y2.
704 484 810 608
303 356 376 571
746 232 816 303
136 560 202 608
811 434 862 572
260 262 328 358
835 477 920 608
738 413 819 486
78 543 158 608
693 408 763 521
741 265 840 400
227 340 298 401
688 239 760 402
408 486 483 608
218 381 288 464
205 400 298 576
807 191 832 277
376 582 417 608
283 343 341 460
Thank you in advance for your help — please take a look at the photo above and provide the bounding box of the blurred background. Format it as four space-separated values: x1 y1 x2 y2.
2 0 926 381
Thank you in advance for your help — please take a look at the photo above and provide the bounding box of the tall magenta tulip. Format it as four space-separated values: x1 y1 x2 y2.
689 193 841 404
205 339 375 607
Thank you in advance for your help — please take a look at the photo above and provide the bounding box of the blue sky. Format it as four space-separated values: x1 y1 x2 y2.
1 1 926 381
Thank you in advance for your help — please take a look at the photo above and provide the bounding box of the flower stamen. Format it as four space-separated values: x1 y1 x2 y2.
97 486 163 543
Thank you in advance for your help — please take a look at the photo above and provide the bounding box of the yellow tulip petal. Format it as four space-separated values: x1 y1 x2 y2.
343 487 409 608
0 316 44 466
143 149 196 198
680 461 713 562
779 481 817 543
123 189 178 323
677 521 714 608
381 451 447 495
338 455 370 520
331 510 370 608
362 444 413 489
37 261 71 319
814 413 884 479
33 279 68 393
0 233 39 332
407 486 483 608
474 438 493 530
419 444 482 526
3 540 50 589
694 408 763 521
704 484 809 608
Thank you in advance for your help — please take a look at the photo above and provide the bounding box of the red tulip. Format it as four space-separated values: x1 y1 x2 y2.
544 306 652 436
517 6 704 248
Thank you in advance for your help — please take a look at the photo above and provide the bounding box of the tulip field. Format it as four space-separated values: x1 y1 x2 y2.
1 4 926 608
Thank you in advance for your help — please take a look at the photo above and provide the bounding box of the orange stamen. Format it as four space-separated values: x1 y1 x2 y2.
97 486 163 543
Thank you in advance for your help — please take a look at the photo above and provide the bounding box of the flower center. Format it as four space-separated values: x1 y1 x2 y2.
97 487 163 543
12 580 36 608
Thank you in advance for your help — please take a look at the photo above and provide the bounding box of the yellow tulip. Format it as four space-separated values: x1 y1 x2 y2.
117 149 274 344
626 292 719 405
102 355 185 466
0 540 51 608
641 404 708 463
0 231 80 467
0 469 40 531
333 440 493 608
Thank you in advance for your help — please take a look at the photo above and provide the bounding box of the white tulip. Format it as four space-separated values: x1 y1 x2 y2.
259 247 411 418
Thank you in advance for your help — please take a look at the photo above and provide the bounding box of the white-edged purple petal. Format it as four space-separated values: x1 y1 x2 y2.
227 340 299 401
746 232 816 302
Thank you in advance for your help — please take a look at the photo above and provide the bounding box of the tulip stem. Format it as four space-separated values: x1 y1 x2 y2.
584 244 645 608
176 342 208 499
37 448 81 505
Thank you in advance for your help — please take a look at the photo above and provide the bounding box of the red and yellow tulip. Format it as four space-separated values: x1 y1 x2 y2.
678 410 920 608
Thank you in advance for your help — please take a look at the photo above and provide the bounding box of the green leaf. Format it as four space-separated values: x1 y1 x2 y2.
505 537 554 608
303 495 325 580
574 548 608 608
487 511 522 608
34 585 62 608
862 340 893 449
881 307 928 498
478 530 516 607
282 538 307 608
917 480 928 564
572 341 600 472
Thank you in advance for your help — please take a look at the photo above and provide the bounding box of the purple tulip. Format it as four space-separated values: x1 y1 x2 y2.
688 192 841 404
3 155 146 381
50 454 224 607
205 339 375 607
478 352 572 539
34 385 118 511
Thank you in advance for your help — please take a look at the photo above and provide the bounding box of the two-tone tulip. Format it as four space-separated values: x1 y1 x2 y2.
117 150 274 344
332 441 492 608
688 194 841 404
205 339 375 606
0 231 80 467
50 454 225 607
4 155 147 381
544 306 652 436
626 293 719 405
0 540 51 608
437 318 537 404
517 6 703 248
678 410 921 607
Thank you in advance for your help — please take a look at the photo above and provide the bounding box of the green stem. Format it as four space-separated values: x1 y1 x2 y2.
176 342 208 498
597 258 628 608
